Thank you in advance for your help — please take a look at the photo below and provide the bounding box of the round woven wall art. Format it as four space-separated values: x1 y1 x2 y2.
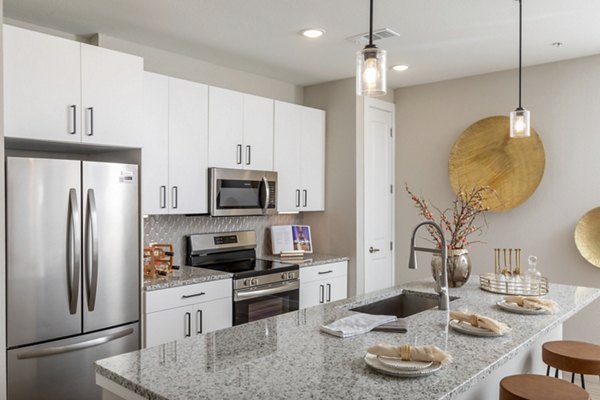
575 207 600 268
448 116 545 212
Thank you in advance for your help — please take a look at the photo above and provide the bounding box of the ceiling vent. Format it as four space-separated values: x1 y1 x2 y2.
346 28 400 46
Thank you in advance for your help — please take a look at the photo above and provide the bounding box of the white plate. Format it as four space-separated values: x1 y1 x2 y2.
449 320 507 337
496 300 551 315
376 356 433 371
364 353 442 378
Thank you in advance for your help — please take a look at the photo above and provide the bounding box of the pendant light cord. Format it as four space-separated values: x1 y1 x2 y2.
518 0 522 109
369 0 374 46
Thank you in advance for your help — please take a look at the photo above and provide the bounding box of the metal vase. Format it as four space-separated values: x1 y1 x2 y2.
431 249 471 288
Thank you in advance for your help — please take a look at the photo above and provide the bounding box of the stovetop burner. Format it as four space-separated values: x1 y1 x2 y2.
199 258 298 279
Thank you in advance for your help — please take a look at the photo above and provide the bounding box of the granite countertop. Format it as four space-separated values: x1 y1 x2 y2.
260 253 349 268
96 278 600 400
144 266 232 292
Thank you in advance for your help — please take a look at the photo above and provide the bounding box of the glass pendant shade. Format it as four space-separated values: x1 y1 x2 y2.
356 46 387 97
510 108 530 138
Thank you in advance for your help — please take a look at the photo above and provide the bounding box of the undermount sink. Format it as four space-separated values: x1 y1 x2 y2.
350 290 459 318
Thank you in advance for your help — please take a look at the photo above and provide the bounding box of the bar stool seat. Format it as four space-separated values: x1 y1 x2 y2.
499 374 590 400
543 340 600 388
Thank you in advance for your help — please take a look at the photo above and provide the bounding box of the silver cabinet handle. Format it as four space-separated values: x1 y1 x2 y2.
85 189 99 312
236 144 242 165
184 312 191 337
67 189 80 315
303 189 307 207
318 270 333 275
319 285 324 304
69 105 77 135
369 246 380 253
246 145 251 165
296 189 301 207
181 292 205 299
159 185 166 209
86 107 94 136
326 283 332 302
196 309 203 334
172 186 178 209
16 327 134 360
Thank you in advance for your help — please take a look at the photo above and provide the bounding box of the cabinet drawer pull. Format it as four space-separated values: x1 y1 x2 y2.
196 309 203 334
184 312 191 337
319 284 324 304
318 270 333 275
181 292 205 299
326 283 331 302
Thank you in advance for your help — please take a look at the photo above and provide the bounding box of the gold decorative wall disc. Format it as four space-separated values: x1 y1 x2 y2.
575 207 600 268
448 116 545 212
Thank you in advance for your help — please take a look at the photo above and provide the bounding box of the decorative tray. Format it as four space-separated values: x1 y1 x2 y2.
479 273 548 296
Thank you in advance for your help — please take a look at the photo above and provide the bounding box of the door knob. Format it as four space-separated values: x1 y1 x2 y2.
369 246 380 253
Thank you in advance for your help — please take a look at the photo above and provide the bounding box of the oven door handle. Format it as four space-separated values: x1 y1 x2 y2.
234 280 299 302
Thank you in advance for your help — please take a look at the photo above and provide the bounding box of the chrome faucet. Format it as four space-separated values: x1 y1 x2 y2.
408 221 450 311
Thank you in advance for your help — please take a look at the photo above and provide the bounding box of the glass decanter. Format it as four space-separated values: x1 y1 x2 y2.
525 255 542 283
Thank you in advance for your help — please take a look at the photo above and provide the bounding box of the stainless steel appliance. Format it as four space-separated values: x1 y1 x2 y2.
209 167 277 216
6 157 140 400
186 231 299 325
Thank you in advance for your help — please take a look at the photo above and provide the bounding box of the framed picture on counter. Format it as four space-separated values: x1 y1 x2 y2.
270 225 313 254
292 225 312 253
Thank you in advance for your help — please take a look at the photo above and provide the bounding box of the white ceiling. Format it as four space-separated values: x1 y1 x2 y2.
5 0 600 88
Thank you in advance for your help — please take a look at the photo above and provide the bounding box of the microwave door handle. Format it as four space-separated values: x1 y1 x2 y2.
259 176 269 213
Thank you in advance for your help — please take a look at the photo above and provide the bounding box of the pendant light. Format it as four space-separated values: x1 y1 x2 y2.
510 0 530 138
356 0 387 96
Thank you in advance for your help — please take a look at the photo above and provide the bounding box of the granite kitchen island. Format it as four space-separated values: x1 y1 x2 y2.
95 278 600 400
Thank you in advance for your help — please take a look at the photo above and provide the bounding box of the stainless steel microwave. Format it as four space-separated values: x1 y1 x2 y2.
209 168 277 216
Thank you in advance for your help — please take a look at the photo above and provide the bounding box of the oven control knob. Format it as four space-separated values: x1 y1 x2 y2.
289 272 295 279
243 279 251 286
251 278 258 286
281 272 287 280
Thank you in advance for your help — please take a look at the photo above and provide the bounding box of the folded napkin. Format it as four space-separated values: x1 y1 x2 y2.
450 310 511 334
504 295 559 313
367 343 452 364
320 313 396 338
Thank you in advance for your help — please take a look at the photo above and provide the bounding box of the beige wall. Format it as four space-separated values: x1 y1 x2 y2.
394 54 600 342
93 34 303 104
303 78 358 295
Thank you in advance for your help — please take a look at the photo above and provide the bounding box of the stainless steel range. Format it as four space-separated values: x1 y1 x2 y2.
186 231 299 325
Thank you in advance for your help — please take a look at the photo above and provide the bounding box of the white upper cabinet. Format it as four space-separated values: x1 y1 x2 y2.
168 77 209 215
4 25 81 142
141 72 169 215
274 101 326 212
141 73 209 215
4 25 143 147
208 87 274 170
81 44 143 147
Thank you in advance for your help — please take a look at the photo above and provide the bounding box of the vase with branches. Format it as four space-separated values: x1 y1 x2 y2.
405 184 493 287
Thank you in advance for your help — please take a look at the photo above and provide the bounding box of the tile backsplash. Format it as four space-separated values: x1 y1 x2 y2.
144 214 303 266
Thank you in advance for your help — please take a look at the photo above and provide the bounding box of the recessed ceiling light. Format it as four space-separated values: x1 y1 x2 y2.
392 65 409 72
301 28 325 39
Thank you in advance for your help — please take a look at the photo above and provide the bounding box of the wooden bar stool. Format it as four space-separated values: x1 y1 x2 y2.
542 340 600 389
500 374 590 400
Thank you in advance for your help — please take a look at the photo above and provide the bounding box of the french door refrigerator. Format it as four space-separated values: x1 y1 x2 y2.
6 157 140 400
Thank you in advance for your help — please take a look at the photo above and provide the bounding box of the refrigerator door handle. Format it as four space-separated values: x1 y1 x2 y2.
68 189 81 315
15 327 134 360
85 189 99 311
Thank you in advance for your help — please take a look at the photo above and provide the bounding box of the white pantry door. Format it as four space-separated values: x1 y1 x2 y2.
363 98 395 293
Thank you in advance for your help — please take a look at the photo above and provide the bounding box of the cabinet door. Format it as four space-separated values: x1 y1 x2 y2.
145 305 193 347
325 275 347 303
141 72 170 215
299 280 326 309
190 298 232 336
168 78 209 214
274 101 303 212
243 94 274 171
4 25 81 142
301 107 326 211
208 87 244 169
81 44 143 147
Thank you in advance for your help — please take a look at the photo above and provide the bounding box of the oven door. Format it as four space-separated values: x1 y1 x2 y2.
210 168 277 216
233 280 299 325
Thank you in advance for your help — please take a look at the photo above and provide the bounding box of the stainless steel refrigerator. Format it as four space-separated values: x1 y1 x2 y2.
6 157 140 400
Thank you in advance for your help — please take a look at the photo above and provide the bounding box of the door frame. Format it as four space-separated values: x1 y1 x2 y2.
356 96 395 295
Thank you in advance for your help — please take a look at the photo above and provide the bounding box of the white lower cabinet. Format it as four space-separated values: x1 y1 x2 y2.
144 279 232 347
299 261 348 309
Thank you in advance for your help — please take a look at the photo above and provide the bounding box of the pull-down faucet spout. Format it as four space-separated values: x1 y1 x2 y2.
408 221 450 311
